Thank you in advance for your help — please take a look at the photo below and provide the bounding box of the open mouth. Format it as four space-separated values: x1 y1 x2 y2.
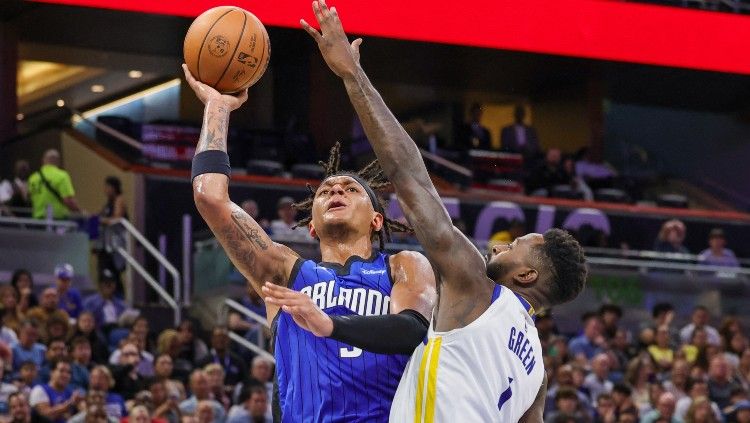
327 200 347 212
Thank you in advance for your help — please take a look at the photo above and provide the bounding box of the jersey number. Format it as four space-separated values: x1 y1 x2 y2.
339 346 362 358
498 377 513 411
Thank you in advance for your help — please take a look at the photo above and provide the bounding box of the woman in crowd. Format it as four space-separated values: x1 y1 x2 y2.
10 269 37 313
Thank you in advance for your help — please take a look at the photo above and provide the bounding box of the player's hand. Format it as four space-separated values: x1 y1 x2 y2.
181 64 248 111
262 282 334 337
301 0 362 80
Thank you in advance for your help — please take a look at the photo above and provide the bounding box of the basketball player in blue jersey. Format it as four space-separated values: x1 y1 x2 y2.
182 62 437 421
263 2 589 421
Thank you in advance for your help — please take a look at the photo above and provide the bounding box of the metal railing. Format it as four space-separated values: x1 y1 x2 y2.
220 298 275 363
106 218 182 325
0 215 79 232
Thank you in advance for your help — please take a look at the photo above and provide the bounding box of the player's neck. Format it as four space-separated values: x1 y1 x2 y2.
319 235 374 266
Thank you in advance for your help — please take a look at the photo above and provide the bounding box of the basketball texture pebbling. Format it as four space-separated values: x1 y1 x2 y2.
184 6 270 93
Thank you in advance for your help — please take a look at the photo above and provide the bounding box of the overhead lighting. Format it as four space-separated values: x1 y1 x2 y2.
56 99 65 107
128 70 143 79
72 78 180 124
16 113 24 121
91 84 105 93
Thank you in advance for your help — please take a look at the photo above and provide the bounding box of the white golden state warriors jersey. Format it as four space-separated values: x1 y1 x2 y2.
389 284 543 423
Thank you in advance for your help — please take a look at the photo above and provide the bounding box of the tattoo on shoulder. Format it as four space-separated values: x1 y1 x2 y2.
230 210 269 250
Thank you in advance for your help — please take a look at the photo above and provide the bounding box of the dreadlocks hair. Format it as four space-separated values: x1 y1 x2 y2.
292 142 413 249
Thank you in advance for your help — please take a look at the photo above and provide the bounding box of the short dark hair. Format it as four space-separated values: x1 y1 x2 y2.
535 229 587 306
685 378 707 393
555 387 579 402
71 336 90 349
652 302 674 319
613 383 632 396
599 304 622 318
105 176 122 195
597 393 613 403
10 269 32 290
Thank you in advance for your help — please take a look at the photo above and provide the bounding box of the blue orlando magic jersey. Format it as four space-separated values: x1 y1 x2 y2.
272 252 410 423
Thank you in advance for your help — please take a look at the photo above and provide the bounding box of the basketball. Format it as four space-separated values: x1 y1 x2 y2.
183 6 270 93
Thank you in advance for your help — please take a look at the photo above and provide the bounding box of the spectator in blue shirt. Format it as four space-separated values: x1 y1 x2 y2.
83 269 127 331
54 264 83 319
569 313 606 360
11 320 46 375
697 228 740 268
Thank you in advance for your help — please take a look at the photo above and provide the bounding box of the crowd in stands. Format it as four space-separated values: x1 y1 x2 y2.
0 263 274 423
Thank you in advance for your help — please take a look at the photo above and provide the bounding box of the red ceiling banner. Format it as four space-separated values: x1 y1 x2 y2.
28 0 750 75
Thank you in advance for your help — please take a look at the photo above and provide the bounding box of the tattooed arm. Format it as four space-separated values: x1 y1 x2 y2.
183 65 299 324
301 2 490 330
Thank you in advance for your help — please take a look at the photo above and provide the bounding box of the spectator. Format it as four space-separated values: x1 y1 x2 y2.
153 354 187 401
195 400 218 423
72 311 109 363
269 196 311 240
228 285 267 359
83 269 127 331
28 149 82 219
11 321 46 375
501 104 540 159
726 400 750 423
737 349 750 392
7 392 32 423
725 333 748 371
526 148 571 197
675 379 722 422
0 159 31 215
88 366 126 420
626 355 656 413
649 326 675 373
681 327 709 365
37 339 68 383
67 390 119 423
110 332 154 378
680 307 721 347
647 303 680 348
697 228 739 268
0 357 18 415
177 370 224 422
545 364 592 414
156 331 192 384
26 288 70 329
232 356 273 417
545 387 586 423
13 362 37 396
176 320 209 365
684 396 719 423
240 199 270 233
150 379 181 423
227 385 271 423
53 263 83 319
664 359 691 401
569 313 606 360
43 314 70 345
612 383 639 420
123 405 166 423
110 341 148 401
654 220 689 254
28 360 83 423
98 176 127 225
69 337 91 391
197 326 246 387
10 269 37 313
640 392 681 423
585 353 614 403
0 285 25 335
203 363 231 411
594 393 616 423
459 103 492 150
573 147 617 189
707 355 741 409
599 304 623 341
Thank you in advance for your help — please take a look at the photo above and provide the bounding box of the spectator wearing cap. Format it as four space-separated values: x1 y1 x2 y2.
83 269 127 331
569 313 606 360
26 288 70 329
697 228 740 268
680 307 721 347
11 321 46 375
269 196 312 240
53 263 83 319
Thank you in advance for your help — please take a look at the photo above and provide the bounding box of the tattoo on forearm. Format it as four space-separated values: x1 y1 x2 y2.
197 105 229 152
230 210 269 250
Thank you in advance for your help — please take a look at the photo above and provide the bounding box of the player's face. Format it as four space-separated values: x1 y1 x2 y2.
485 233 544 285
310 175 382 239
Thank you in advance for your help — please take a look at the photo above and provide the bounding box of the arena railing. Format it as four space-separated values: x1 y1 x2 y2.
219 298 275 363
585 246 750 267
0 215 79 232
106 218 182 325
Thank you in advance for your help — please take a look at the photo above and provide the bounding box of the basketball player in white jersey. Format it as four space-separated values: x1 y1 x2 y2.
263 1 588 421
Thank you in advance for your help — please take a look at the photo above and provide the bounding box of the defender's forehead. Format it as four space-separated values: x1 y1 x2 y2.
319 175 365 189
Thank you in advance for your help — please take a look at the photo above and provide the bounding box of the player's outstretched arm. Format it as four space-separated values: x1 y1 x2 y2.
301 1 490 324
261 251 436 355
183 65 299 324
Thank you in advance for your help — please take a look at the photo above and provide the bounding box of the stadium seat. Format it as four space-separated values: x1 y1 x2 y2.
291 164 325 180
550 184 584 200
594 188 630 204
657 193 689 208
246 159 285 177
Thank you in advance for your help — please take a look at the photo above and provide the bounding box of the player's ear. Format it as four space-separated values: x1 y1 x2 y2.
513 267 538 285
308 221 318 239
371 212 384 232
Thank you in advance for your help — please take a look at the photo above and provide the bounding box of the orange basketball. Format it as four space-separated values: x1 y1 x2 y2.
184 6 270 93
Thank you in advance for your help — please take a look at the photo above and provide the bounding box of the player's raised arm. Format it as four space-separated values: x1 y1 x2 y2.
183 65 299 324
301 1 490 315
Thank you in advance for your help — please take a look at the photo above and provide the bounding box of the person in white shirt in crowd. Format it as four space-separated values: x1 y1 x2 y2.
227 385 271 423
680 306 722 347
269 196 312 240
584 353 614 404
697 228 740 268
178 370 225 423
675 378 723 422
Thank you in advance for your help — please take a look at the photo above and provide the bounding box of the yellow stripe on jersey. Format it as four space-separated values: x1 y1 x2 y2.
424 337 442 423
414 337 442 423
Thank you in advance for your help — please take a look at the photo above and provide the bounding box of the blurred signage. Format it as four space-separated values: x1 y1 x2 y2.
29 0 750 75
141 124 199 162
